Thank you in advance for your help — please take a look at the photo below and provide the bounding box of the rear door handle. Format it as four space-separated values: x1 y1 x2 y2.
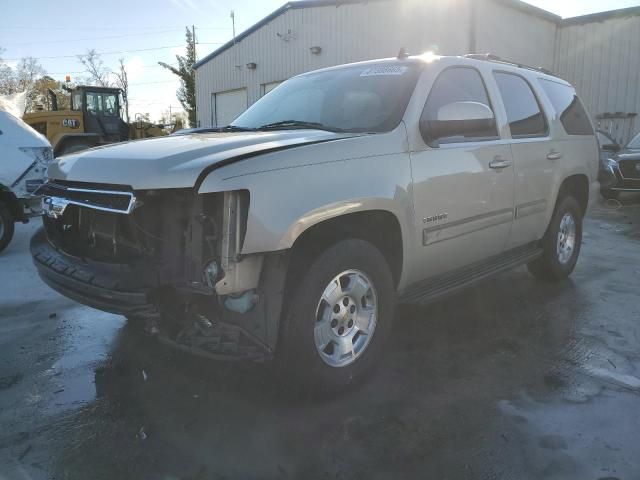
547 150 563 160
489 158 513 169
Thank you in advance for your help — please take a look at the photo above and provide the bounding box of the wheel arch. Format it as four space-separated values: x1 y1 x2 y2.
285 209 404 290
0 185 20 221
556 174 589 217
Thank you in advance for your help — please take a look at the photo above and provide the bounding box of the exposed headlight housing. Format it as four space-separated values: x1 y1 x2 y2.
11 147 54 197
19 146 54 167
203 260 220 287
604 157 618 174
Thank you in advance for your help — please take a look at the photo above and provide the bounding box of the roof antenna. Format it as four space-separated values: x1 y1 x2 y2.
397 47 409 59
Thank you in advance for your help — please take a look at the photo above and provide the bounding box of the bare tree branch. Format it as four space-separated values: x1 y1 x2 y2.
113 58 129 122
78 49 111 87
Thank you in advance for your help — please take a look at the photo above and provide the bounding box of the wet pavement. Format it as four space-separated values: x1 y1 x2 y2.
1 196 639 480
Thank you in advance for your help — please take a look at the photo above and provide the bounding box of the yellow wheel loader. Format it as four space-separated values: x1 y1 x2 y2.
23 86 168 157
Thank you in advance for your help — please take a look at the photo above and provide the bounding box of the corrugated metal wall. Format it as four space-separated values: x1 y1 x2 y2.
196 0 640 141
196 0 476 127
474 1 556 71
196 0 640 142
555 14 640 144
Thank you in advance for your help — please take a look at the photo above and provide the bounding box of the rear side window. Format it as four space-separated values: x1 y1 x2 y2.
539 79 593 135
494 72 547 138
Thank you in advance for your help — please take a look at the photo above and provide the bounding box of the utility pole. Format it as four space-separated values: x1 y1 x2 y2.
192 24 197 61
231 10 239 68
230 11 236 44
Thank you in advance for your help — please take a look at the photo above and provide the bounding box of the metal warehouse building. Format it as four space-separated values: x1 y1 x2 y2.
194 0 640 143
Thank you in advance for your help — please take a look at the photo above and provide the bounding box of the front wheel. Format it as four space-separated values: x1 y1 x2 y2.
528 195 583 282
0 202 15 253
277 239 396 392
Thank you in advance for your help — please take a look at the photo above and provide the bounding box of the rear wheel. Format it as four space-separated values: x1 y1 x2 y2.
0 202 15 253
277 239 395 392
528 195 582 282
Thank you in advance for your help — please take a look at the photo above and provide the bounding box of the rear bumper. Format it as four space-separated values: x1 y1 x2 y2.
30 227 155 315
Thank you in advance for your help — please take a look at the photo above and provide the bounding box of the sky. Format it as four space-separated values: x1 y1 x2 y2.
1 0 638 122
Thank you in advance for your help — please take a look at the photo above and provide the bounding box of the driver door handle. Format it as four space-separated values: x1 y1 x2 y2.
547 150 563 160
489 157 513 169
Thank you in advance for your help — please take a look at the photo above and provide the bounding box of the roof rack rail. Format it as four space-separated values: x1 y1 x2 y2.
464 53 555 77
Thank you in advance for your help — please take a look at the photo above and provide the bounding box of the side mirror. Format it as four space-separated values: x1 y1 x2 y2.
420 101 496 145
602 143 621 152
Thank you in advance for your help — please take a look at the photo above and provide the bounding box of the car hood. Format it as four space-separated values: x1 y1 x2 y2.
615 148 640 161
48 130 354 190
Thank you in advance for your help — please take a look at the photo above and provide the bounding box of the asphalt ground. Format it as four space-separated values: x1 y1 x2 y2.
1 195 639 479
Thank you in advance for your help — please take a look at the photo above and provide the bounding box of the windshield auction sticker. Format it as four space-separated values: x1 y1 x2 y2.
360 66 409 76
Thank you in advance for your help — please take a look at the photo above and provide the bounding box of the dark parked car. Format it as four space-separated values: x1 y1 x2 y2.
597 129 640 199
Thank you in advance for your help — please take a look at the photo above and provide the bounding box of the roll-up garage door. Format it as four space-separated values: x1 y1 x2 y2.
262 81 283 96
212 88 248 126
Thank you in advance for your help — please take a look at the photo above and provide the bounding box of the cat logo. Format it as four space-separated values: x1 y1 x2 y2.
62 119 80 129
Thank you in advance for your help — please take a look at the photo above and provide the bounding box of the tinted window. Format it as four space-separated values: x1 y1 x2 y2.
421 67 498 143
627 132 640 149
494 72 547 138
540 79 593 135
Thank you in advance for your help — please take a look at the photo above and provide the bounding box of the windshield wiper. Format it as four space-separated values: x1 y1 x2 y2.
257 120 344 132
218 125 257 132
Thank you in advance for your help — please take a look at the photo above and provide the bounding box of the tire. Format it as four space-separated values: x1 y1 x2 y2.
601 189 620 201
527 195 582 282
0 202 15 253
276 238 396 393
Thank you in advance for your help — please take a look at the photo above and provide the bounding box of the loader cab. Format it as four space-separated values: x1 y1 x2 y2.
70 86 129 142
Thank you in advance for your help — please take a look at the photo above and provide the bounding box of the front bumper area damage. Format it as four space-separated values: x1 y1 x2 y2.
31 181 287 362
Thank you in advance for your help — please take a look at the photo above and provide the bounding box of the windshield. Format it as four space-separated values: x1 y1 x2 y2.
85 92 118 116
627 132 640 149
231 62 423 133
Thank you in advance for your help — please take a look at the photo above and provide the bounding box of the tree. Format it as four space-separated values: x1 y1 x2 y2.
113 58 130 122
32 76 71 111
0 49 47 112
15 57 46 108
78 49 111 87
159 27 196 127
0 47 15 95
159 109 187 131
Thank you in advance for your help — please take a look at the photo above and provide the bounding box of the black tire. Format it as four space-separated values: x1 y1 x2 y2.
601 189 620 201
528 195 583 282
0 202 15 253
276 239 396 393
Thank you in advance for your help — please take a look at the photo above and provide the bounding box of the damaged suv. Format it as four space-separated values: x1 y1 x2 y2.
32 54 599 390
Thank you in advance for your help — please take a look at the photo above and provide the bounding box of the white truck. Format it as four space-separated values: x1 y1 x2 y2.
0 93 53 252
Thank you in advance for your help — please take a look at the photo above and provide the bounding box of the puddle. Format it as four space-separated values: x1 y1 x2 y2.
41 307 125 414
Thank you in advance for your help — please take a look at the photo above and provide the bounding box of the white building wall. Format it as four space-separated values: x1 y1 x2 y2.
555 13 640 143
474 0 557 71
197 2 640 138
196 0 477 127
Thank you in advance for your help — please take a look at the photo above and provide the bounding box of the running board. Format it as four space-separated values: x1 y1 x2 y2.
400 242 542 305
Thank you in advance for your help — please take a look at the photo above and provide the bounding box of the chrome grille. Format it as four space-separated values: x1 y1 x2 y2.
619 160 640 180
39 181 136 214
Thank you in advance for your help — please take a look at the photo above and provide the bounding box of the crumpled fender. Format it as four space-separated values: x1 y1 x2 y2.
197 126 415 262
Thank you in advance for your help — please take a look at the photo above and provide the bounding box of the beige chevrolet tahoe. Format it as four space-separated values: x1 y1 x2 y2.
32 53 599 391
